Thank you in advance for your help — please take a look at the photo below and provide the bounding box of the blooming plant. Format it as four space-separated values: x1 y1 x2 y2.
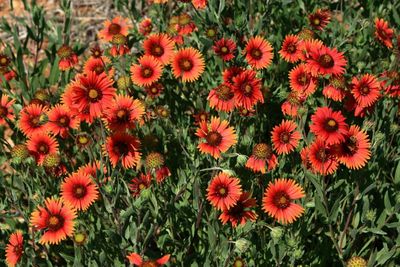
1 0 400 266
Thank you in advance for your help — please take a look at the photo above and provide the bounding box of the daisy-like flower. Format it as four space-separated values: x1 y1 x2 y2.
213 38 237 61
110 34 130 57
223 66 244 85
246 143 278 173
351 74 380 108
207 172 242 210
83 56 114 77
127 253 170 266
308 139 339 175
232 69 264 109
104 133 141 169
104 95 145 132
129 172 152 197
131 55 163 87
143 33 175 65
47 104 79 138
307 45 347 77
244 36 273 69
172 47 205 82
380 71 400 98
0 94 15 125
26 132 58 165
207 83 235 112
5 231 23 267
66 71 116 121
30 198 77 245
289 63 318 96
98 16 130 42
192 0 207 9
195 116 237 159
219 192 258 227
279 34 302 63
310 106 349 145
18 104 49 137
57 45 78 71
262 179 305 224
193 110 209 125
61 171 99 211
374 18 394 49
271 120 301 155
308 9 331 31
281 92 305 118
334 125 371 170
322 75 348 102
169 13 197 36
138 18 153 36
145 82 164 98
298 38 324 61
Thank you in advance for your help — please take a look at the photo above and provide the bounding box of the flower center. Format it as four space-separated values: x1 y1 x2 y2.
253 143 272 159
13 244 23 255
139 183 145 190
199 114 207 121
287 44 296 54
73 184 87 198
273 191 291 209
313 18 320 25
324 118 338 132
250 48 262 60
0 57 8 66
179 58 193 71
47 215 64 231
316 148 328 162
216 84 234 100
242 84 253 95
151 44 164 57
206 131 222 146
57 45 73 58
58 116 69 127
218 187 227 196
116 109 129 121
108 23 122 35
318 54 334 68
78 136 89 145
0 106 8 117
360 86 370 95
141 67 154 78
220 46 229 54
38 143 49 154
297 73 309 86
206 28 216 38
31 116 40 126
142 261 158 267
280 132 290 143
113 141 129 156
88 89 99 100
93 65 104 74
151 87 158 94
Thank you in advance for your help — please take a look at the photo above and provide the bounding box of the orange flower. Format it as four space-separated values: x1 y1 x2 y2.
306 45 347 77
279 34 302 63
30 198 76 245
322 75 348 102
129 172 152 198
61 171 99 211
131 55 163 87
244 36 273 69
127 253 170 266
26 132 59 165
0 94 15 125
145 82 164 98
308 139 338 175
223 66 244 85
104 133 141 169
18 104 49 137
374 18 394 48
143 33 175 65
192 0 207 9
98 16 130 42
5 231 23 267
138 18 153 36
219 192 258 227
104 94 145 132
195 116 237 158
47 104 79 138
351 74 381 108
83 56 115 77
308 9 331 31
213 38 237 61
271 120 301 155
262 179 305 224
77 161 107 184
245 143 278 173
232 69 264 109
172 47 205 82
207 83 235 112
57 45 78 71
298 38 324 61
207 172 242 210
289 63 318 96
380 71 400 98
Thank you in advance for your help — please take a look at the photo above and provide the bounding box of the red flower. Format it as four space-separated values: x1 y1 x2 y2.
77 161 107 184
374 18 394 48
262 179 305 224
5 231 23 267
207 172 242 210
322 75 348 102
306 45 347 77
192 0 207 9
61 171 99 211
131 55 163 87
104 133 141 169
138 18 152 36
289 63 318 96
380 71 400 98
30 198 77 245
145 82 164 98
298 38 324 61
308 9 331 31
281 92 305 118
172 47 205 82
244 36 273 69
279 34 302 63
309 106 349 145
223 66 244 85
129 173 152 197
271 120 301 155
18 104 49 137
98 16 130 42
143 33 175 65
351 74 381 108
104 94 145 132
308 139 338 175
213 38 237 61
57 45 78 71
26 132 59 165
195 116 237 159
219 192 258 227
245 143 278 173
127 253 170 266
232 69 264 109
83 56 115 77
208 83 235 112
334 125 371 170
47 104 79 138
0 94 15 125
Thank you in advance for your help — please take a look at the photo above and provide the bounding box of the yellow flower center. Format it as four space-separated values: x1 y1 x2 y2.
88 89 99 99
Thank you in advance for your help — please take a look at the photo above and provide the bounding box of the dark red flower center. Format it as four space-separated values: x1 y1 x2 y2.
250 48 262 60
253 143 272 159
240 83 253 96
87 88 102 102
216 84 234 100
0 106 8 117
279 132 291 143
0 55 9 67
31 116 41 126
324 118 338 132
316 148 328 162
313 18 320 26
217 186 228 197
47 214 64 231
206 131 222 146
199 113 207 121
343 136 359 155
13 244 23 255
108 23 122 35
93 65 104 74
179 58 193 71
360 86 370 95
220 46 229 54
297 73 309 86
58 115 70 127
273 191 291 209
38 143 49 154
73 184 87 199
151 87 159 94
116 109 129 122
141 67 154 78
318 54 334 68
287 43 296 54
151 44 164 57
